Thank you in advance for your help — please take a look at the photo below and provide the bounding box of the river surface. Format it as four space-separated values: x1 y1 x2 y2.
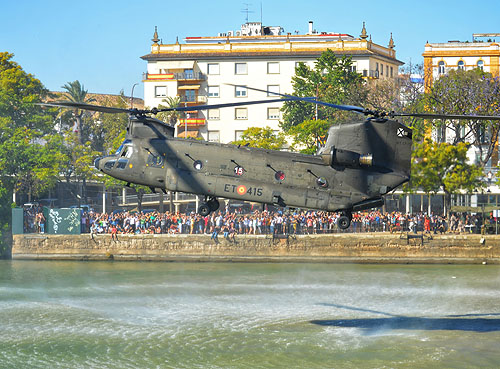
1 261 500 368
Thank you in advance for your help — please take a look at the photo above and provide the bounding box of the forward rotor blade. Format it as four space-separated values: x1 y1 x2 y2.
228 84 366 114
154 98 294 113
37 101 134 114
392 112 500 121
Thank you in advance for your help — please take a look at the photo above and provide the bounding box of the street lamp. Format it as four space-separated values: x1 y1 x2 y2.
130 83 139 108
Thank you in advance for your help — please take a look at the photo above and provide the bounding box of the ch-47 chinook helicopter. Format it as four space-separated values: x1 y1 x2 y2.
41 87 500 229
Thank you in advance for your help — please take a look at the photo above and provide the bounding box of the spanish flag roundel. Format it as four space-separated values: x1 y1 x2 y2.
236 185 247 195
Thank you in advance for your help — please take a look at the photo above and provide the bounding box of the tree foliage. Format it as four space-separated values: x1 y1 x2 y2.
232 126 287 150
286 119 330 154
411 139 484 214
88 92 129 154
0 52 64 253
423 69 500 167
281 50 366 131
0 52 60 198
60 80 96 145
156 96 181 125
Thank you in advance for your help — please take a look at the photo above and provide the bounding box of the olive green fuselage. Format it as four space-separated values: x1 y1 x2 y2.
95 117 411 212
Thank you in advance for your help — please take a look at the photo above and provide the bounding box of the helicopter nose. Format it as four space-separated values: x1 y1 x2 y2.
94 157 101 170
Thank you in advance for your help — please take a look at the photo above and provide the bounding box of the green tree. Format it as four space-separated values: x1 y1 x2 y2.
411 139 484 215
88 92 129 154
287 119 330 154
0 52 61 255
281 50 366 131
424 69 500 167
232 126 287 150
60 80 96 145
156 96 181 125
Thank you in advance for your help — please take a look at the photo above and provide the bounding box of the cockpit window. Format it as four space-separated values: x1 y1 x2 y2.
104 160 116 170
147 153 164 167
115 139 132 156
121 145 133 158
117 158 128 169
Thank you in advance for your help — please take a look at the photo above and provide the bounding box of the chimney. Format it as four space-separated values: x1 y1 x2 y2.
308 21 313 35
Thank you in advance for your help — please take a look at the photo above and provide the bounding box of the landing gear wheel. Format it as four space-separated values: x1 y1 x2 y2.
198 203 211 217
208 198 220 212
337 211 352 230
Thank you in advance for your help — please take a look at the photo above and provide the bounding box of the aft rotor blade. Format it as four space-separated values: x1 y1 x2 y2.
228 84 366 114
392 112 500 121
37 101 134 114
154 98 295 113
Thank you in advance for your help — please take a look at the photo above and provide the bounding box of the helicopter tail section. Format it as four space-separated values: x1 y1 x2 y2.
321 119 412 195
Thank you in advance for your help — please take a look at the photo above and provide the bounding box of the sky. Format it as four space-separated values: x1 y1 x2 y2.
2 0 500 99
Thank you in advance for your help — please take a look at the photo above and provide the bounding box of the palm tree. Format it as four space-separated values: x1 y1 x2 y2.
157 96 181 125
61 80 95 144
60 81 96 205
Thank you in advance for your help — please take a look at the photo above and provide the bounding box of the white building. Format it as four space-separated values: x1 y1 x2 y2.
142 21 403 143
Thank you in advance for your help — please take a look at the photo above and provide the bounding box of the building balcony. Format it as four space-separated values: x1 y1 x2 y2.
143 72 205 81
178 118 206 126
179 95 207 104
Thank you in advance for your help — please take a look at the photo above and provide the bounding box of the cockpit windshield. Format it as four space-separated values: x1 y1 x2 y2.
115 139 132 156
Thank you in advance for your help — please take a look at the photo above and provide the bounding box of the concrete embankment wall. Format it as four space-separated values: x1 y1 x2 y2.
11 233 500 264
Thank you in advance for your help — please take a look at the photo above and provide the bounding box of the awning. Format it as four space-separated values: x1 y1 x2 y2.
177 131 199 138
161 60 195 69
177 85 200 90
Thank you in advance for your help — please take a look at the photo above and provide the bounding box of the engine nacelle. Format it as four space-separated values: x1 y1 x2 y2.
321 147 372 168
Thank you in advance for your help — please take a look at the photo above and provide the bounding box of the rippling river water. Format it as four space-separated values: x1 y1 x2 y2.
1 260 500 368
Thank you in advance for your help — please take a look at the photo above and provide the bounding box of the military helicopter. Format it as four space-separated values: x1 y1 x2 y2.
40 88 500 229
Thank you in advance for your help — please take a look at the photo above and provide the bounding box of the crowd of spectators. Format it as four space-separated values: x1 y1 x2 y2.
75 208 489 237
24 203 494 237
23 204 46 234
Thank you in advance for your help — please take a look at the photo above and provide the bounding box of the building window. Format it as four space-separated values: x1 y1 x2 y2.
235 108 247 120
267 107 280 120
477 60 484 71
380 64 383 76
207 63 219 75
436 125 446 143
208 85 219 98
390 66 393 77
235 130 245 141
457 60 465 70
267 62 280 74
207 131 220 142
438 61 445 74
235 85 247 97
208 109 220 120
386 65 389 77
184 89 195 102
267 85 280 96
350 65 357 73
235 63 247 75
155 86 167 97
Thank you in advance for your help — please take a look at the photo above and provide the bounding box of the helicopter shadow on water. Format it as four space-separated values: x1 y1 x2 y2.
310 303 500 333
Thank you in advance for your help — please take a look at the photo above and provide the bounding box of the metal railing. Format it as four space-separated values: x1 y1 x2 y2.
120 192 198 206
143 72 205 81
174 72 205 80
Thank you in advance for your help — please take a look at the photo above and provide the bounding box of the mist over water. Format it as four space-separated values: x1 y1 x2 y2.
1 261 500 368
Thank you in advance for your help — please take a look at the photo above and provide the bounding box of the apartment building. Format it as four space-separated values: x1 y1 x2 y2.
423 34 500 89
141 21 403 143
